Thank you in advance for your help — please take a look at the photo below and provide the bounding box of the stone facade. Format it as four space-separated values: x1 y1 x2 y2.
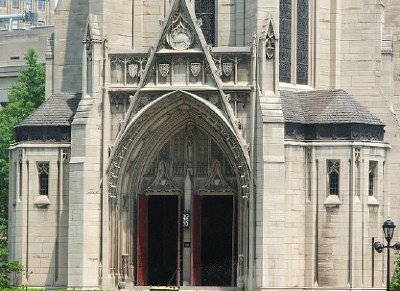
7 0 400 290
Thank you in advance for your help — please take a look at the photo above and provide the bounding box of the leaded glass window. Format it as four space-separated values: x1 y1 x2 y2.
369 161 377 196
296 0 309 84
195 0 215 46
38 162 49 196
279 0 310 85
327 160 340 196
0 0 6 7
279 0 292 83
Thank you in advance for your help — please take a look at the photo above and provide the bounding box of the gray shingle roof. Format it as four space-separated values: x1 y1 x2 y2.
17 93 81 128
280 89 384 125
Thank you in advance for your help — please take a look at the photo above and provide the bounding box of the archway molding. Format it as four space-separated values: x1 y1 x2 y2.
107 90 251 201
106 90 251 287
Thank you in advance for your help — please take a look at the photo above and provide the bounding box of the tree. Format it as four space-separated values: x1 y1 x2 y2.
392 255 400 291
0 48 45 288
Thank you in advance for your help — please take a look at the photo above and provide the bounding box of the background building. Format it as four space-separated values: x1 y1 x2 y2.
0 0 55 104
7 0 400 290
0 0 55 30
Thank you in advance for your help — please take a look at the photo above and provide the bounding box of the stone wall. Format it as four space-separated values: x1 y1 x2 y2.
8 144 70 287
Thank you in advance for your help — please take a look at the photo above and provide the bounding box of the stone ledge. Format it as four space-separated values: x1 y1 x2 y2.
324 194 341 207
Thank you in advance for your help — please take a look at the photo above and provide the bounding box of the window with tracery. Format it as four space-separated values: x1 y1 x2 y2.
195 0 215 45
369 161 377 196
327 160 340 196
38 162 49 196
279 0 310 85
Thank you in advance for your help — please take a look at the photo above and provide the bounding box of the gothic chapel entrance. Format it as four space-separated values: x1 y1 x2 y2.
136 126 238 287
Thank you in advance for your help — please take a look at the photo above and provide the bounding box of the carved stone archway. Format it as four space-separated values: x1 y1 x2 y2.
107 91 251 288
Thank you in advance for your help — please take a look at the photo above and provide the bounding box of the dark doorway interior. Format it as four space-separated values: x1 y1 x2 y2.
148 195 178 286
201 195 235 286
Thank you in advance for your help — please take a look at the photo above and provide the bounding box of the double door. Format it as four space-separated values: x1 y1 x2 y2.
136 194 236 286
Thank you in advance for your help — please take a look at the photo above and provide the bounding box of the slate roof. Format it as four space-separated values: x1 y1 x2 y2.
17 93 81 128
280 89 384 125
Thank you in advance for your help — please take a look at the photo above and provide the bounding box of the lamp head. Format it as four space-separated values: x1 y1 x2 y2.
374 241 384 253
383 218 396 243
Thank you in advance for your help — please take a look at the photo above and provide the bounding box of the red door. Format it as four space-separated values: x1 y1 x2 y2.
137 195 148 285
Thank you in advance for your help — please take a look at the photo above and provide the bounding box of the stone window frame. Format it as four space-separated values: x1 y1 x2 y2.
327 160 340 196
324 159 341 207
367 159 380 206
368 160 378 197
37 161 50 196
278 0 315 87
12 0 19 9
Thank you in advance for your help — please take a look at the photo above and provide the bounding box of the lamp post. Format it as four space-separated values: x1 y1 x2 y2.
373 218 400 291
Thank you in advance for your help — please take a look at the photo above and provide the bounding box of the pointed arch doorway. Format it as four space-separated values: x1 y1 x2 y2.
108 91 251 288
136 125 238 287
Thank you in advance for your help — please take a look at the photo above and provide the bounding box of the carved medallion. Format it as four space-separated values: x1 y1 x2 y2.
222 63 234 77
159 63 170 78
128 63 139 78
190 63 201 77
166 13 194 50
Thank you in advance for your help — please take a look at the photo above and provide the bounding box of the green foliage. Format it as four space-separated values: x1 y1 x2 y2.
391 255 400 291
0 48 45 288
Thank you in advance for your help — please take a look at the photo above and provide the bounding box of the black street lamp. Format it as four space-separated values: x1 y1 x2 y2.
373 218 400 291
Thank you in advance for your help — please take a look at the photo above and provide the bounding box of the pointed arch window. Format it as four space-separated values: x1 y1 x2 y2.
195 0 215 46
38 162 49 196
369 161 377 196
327 160 340 196
279 0 310 85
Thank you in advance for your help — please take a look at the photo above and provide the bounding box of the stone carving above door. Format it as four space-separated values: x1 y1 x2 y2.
166 12 194 50
197 160 235 193
145 161 180 193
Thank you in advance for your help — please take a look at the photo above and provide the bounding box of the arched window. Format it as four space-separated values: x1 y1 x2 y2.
327 160 340 196
195 0 215 45
38 162 49 196
279 0 310 85
369 161 377 196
